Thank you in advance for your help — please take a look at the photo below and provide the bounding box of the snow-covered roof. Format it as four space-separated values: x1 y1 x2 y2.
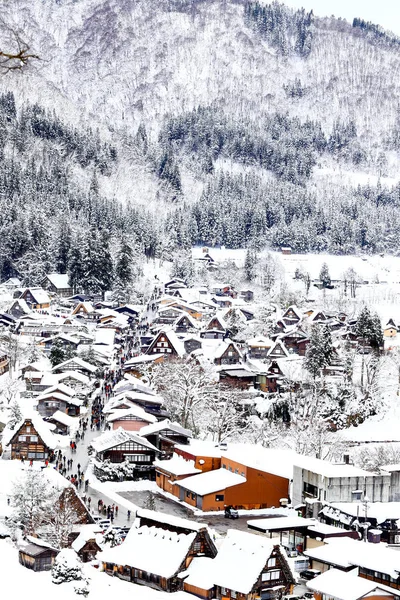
71 524 103 553
212 530 275 594
94 328 115 346
101 523 196 578
22 288 51 305
37 391 78 404
4 416 58 449
247 516 316 532
304 537 400 578
307 568 400 600
10 298 31 314
136 508 205 532
106 406 157 424
91 427 158 453
150 329 185 357
213 339 242 360
108 390 164 407
154 455 201 477
72 301 95 314
48 410 80 428
52 357 97 374
294 456 374 478
246 336 273 348
175 468 246 496
57 370 90 385
41 383 76 397
139 419 192 439
178 557 215 590
45 274 70 289
223 445 297 479
329 501 400 523
113 374 158 396
175 440 222 458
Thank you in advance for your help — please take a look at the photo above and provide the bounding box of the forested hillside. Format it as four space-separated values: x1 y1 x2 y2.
2 0 400 289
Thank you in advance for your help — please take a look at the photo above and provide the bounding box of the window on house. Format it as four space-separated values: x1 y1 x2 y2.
191 493 196 500
186 491 190 498
262 570 280 581
231 592 237 599
234 468 239 474
30 436 38 443
18 436 27 442
303 482 318 498
221 588 227 595
215 494 224 502
26 427 31 433
241 472 245 477
267 558 276 567
228 466 232 472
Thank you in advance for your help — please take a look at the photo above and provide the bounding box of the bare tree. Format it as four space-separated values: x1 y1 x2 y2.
0 20 39 72
151 358 214 432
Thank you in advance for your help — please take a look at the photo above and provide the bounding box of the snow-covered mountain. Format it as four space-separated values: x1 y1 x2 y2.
2 0 400 284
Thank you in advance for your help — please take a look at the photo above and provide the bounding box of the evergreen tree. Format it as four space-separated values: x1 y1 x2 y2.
244 247 258 281
304 325 330 379
319 262 331 287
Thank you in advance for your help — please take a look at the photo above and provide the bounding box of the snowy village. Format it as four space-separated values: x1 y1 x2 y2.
3 0 400 599
1 245 400 600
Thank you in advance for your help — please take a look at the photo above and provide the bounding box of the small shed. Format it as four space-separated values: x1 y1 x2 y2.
19 538 59 571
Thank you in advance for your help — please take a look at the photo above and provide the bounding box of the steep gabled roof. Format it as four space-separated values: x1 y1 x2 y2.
146 329 185 357
212 530 277 594
44 273 71 289
139 419 192 439
91 427 158 453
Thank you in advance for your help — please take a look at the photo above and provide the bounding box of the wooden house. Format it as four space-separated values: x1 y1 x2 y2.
183 336 202 355
46 410 78 435
174 441 222 473
41 273 72 298
200 328 225 340
106 406 157 432
156 306 185 325
267 340 290 359
247 336 273 359
9 298 31 318
102 510 217 592
239 289 254 302
71 527 103 562
19 288 51 309
281 329 309 355
214 340 242 366
139 419 192 457
219 365 257 389
174 313 199 333
308 569 400 600
52 357 97 377
146 330 185 357
7 417 56 461
37 391 82 418
206 315 227 332
212 531 294 600
19 539 59 571
282 305 302 325
0 312 17 329
384 319 398 338
91 427 158 477
71 302 96 320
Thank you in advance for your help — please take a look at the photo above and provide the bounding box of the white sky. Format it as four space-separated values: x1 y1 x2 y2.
285 0 400 35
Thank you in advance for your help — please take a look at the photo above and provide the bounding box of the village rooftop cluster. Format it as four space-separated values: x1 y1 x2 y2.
0 265 399 600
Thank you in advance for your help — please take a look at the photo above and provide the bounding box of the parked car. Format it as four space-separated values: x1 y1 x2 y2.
299 569 321 581
224 506 239 519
